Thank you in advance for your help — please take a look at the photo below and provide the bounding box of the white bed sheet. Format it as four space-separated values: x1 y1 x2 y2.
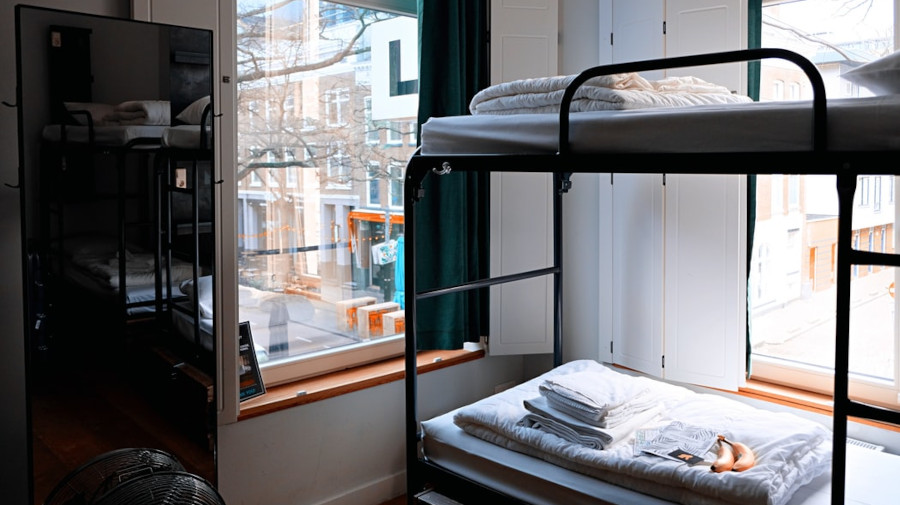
42 124 167 146
423 412 900 505
419 360 900 505
62 264 181 315
420 95 900 155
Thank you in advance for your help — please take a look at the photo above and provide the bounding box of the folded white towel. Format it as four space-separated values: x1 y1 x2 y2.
521 396 661 450
539 370 653 423
545 388 659 429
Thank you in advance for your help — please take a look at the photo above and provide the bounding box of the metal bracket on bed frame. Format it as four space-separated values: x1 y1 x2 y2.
558 172 572 194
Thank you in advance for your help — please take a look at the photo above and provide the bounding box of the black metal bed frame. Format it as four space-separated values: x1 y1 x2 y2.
404 48 900 505
155 103 216 363
42 127 164 325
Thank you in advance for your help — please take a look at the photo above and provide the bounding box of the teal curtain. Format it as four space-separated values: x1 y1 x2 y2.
746 0 762 375
414 0 490 349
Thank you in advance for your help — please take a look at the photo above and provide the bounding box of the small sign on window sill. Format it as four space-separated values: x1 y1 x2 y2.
238 321 266 402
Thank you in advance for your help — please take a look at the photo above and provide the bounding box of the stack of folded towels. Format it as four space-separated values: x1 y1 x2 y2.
518 369 662 450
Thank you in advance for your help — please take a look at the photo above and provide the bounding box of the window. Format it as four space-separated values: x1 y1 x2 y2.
367 162 381 206
875 176 882 212
388 163 403 208
386 120 403 144
750 0 899 409
325 88 350 126
235 0 418 386
860 176 871 206
772 80 784 99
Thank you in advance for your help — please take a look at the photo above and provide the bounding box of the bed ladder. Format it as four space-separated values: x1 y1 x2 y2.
832 171 900 505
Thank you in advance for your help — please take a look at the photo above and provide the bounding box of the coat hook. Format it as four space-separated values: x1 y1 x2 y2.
213 112 223 118
215 179 224 184
2 100 16 108
5 182 21 189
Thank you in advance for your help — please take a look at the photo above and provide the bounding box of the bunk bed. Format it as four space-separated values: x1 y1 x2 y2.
39 108 190 329
404 48 900 505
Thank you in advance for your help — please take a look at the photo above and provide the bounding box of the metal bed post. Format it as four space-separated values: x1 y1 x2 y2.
831 172 855 505
404 157 423 505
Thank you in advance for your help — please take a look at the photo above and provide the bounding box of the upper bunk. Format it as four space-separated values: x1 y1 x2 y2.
406 48 900 184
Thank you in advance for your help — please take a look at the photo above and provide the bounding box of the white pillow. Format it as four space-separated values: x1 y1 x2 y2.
180 275 214 319
175 95 211 125
843 51 900 95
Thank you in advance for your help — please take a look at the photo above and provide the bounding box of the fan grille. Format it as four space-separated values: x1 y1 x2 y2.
92 471 226 505
44 448 184 505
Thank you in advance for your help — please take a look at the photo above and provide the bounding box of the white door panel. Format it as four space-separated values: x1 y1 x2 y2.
665 0 745 93
612 0 665 80
612 174 664 376
664 174 745 390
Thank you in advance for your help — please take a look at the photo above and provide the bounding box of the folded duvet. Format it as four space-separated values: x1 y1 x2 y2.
469 72 752 115
104 100 171 126
453 360 831 505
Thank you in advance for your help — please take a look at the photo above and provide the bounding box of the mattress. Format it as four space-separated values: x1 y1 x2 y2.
61 265 182 315
420 360 900 505
42 124 167 147
422 413 900 505
171 309 268 363
162 125 210 150
420 95 900 155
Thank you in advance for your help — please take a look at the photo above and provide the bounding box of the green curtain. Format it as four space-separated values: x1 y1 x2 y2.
746 0 762 375
414 0 490 350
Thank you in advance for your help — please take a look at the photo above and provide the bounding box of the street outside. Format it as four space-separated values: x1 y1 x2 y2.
752 268 895 380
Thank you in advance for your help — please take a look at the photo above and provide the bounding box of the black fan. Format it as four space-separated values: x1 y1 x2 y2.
92 471 226 505
44 448 184 505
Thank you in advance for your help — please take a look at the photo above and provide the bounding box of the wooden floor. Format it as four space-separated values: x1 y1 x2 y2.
29 327 216 505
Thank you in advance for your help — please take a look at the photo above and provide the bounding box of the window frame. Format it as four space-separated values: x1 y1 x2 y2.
229 0 418 396
750 0 900 410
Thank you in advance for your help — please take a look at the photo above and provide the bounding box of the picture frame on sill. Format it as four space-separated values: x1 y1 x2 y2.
238 321 266 402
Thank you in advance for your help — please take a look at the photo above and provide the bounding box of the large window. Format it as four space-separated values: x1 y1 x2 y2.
750 0 899 408
236 0 418 384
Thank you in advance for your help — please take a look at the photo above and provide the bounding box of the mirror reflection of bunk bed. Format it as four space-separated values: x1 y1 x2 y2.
16 6 218 500
404 49 900 505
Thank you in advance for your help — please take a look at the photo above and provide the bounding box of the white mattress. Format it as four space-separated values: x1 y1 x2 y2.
42 124 167 146
162 125 210 150
422 412 900 505
420 95 900 155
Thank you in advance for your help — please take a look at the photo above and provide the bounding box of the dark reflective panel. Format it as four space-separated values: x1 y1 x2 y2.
15 7 216 504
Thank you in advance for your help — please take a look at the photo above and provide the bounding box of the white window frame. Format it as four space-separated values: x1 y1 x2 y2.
324 87 350 126
225 1 418 401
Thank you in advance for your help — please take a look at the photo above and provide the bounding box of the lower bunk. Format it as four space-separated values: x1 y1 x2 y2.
416 360 900 505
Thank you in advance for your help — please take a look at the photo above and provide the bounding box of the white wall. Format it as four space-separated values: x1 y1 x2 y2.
1 2 131 503
217 355 524 505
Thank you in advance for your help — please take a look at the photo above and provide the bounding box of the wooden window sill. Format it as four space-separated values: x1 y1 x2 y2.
237 349 484 421
738 379 900 433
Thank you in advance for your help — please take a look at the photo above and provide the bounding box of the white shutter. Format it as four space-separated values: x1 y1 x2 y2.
598 0 613 65
612 174 665 376
489 0 558 355
663 174 745 390
612 0 665 80
665 0 746 93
